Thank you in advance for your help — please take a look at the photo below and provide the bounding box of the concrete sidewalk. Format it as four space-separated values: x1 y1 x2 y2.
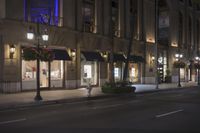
0 81 198 110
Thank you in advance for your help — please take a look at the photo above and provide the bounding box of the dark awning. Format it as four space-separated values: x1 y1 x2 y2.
110 53 126 62
52 49 72 60
129 55 145 63
81 51 104 62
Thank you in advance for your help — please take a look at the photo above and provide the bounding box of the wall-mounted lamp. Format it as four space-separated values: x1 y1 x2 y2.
71 50 76 57
9 44 16 59
151 56 155 62
171 42 178 47
146 38 155 43
102 52 108 59
70 49 76 61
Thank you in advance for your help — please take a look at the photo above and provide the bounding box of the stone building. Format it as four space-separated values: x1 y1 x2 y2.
0 0 199 93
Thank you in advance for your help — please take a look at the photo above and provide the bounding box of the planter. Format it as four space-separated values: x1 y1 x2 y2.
101 82 136 94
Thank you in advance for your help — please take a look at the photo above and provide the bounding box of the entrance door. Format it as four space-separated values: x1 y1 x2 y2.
40 61 49 88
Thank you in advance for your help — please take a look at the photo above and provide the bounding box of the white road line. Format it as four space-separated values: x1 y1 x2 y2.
0 118 26 125
156 109 184 118
92 104 123 110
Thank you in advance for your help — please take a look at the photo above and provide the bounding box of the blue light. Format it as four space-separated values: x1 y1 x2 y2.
55 0 59 17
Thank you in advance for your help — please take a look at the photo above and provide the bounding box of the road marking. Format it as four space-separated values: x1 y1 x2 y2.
92 104 123 110
0 118 26 125
156 109 184 118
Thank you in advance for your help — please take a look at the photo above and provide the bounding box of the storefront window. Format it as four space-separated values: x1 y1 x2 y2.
84 65 92 78
114 68 120 78
129 63 139 83
180 68 185 80
81 62 97 86
22 59 64 89
50 60 63 88
22 60 36 81
40 61 49 88
51 61 63 79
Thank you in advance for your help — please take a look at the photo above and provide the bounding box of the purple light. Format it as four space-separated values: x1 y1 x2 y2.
55 0 59 17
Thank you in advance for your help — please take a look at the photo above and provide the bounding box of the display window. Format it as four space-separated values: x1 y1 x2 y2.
22 60 64 89
114 63 123 82
129 63 139 83
22 60 36 81
81 61 97 86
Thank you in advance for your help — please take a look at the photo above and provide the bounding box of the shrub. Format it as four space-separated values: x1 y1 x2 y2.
101 81 136 94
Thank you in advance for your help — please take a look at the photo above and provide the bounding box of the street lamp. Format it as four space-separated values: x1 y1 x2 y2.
175 53 183 87
195 56 200 86
27 23 49 101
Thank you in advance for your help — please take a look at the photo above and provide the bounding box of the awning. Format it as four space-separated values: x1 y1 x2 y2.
81 51 104 62
109 53 126 62
129 55 145 63
52 49 72 61
22 47 72 61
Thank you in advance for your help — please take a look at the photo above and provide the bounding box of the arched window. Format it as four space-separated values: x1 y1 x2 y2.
111 0 119 36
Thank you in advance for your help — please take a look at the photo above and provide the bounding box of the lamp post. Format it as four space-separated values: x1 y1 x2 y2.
175 53 183 87
195 56 200 86
27 22 49 101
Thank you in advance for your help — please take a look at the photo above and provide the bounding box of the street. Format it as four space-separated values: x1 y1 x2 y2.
0 87 200 133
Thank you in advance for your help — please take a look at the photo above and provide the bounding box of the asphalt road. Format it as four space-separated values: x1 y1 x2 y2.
0 87 200 133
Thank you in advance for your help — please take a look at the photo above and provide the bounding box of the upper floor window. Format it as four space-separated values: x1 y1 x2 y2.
179 12 183 47
189 16 192 44
82 0 95 32
24 0 60 26
112 0 119 37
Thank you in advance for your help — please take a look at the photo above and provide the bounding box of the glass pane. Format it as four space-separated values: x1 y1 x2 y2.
22 60 37 81
40 61 49 87
51 61 63 88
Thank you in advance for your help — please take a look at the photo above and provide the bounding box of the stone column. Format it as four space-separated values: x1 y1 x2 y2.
96 0 103 34
0 0 5 19
76 0 83 31
63 0 76 29
0 35 4 92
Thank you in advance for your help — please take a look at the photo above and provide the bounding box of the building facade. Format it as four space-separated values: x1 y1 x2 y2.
0 0 200 93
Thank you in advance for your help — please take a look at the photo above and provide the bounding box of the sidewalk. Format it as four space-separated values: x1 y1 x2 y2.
0 82 198 110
